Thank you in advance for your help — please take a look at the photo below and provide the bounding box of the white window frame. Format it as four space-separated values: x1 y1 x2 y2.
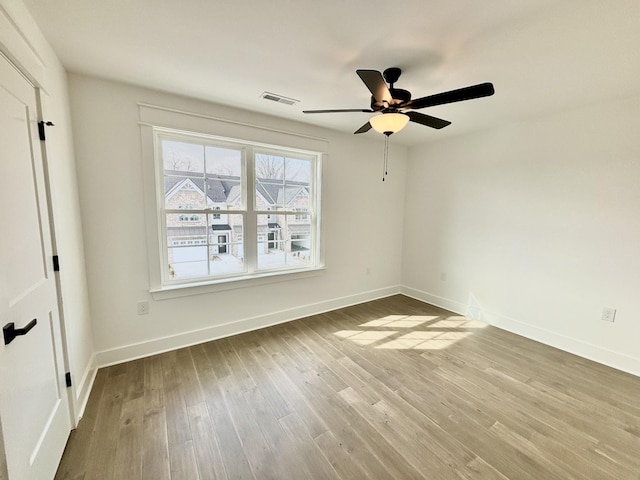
139 104 327 299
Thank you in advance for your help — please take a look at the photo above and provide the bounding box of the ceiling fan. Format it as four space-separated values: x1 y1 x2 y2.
303 68 495 135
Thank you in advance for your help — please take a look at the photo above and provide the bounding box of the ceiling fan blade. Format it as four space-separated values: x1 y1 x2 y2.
406 111 451 129
405 82 495 110
356 70 393 104
354 122 372 134
303 108 374 114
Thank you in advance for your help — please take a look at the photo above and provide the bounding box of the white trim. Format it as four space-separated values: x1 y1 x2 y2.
151 265 326 300
138 102 329 149
400 285 640 378
400 286 470 317
71 353 97 423
0 3 44 88
143 118 324 292
95 286 401 367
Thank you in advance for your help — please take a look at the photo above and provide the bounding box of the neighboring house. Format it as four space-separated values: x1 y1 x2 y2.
164 170 311 263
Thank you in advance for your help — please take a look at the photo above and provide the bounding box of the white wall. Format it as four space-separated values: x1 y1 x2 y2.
402 93 640 375
0 0 95 419
67 74 407 365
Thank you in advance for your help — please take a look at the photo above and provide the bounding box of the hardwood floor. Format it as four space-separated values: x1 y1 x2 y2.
55 295 640 479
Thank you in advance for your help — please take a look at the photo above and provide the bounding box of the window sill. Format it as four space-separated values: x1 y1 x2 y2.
150 266 326 300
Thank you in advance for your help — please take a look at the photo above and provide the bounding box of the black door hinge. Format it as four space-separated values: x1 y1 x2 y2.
53 255 60 272
38 121 55 141
65 372 72 388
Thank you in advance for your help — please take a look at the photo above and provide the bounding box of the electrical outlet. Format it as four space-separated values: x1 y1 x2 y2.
601 306 616 322
137 301 149 315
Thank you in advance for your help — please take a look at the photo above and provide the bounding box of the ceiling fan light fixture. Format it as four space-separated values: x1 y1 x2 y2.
369 113 409 135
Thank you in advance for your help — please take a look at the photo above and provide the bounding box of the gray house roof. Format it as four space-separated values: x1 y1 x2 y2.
165 170 308 207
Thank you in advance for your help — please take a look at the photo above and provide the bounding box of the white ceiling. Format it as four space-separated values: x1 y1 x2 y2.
23 0 640 146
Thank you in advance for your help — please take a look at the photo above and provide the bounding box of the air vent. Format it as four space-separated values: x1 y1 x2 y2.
260 92 299 106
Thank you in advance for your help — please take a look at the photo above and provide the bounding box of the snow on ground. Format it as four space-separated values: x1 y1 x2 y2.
172 250 309 279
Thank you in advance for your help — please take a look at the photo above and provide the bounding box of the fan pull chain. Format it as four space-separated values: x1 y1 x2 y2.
382 133 390 181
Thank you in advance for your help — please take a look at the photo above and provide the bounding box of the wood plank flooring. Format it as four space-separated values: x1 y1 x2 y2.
55 295 640 479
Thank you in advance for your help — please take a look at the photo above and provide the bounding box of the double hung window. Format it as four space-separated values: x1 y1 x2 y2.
155 128 321 288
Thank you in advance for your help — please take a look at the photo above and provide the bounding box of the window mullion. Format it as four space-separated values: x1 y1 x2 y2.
244 147 257 273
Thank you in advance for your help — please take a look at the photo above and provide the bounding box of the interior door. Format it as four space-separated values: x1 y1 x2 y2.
0 54 71 479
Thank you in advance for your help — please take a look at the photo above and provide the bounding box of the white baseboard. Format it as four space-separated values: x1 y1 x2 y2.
71 353 97 424
400 286 640 378
95 286 401 367
400 286 470 316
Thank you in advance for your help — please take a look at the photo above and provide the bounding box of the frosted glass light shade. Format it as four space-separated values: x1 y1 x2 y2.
369 113 410 134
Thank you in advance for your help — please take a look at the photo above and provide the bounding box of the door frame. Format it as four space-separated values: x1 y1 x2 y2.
33 83 76 427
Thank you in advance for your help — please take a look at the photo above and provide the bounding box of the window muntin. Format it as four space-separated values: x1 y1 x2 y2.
157 130 320 286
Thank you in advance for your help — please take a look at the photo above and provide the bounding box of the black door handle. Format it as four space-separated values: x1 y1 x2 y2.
3 319 37 345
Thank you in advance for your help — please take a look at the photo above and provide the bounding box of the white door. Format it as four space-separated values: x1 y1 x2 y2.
0 55 71 479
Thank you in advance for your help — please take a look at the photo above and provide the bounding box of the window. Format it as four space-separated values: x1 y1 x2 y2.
154 128 321 287
294 208 309 221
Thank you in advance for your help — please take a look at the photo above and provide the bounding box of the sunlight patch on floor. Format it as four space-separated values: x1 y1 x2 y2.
359 315 439 328
429 318 486 329
334 314 488 350
333 329 397 345
377 331 473 350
